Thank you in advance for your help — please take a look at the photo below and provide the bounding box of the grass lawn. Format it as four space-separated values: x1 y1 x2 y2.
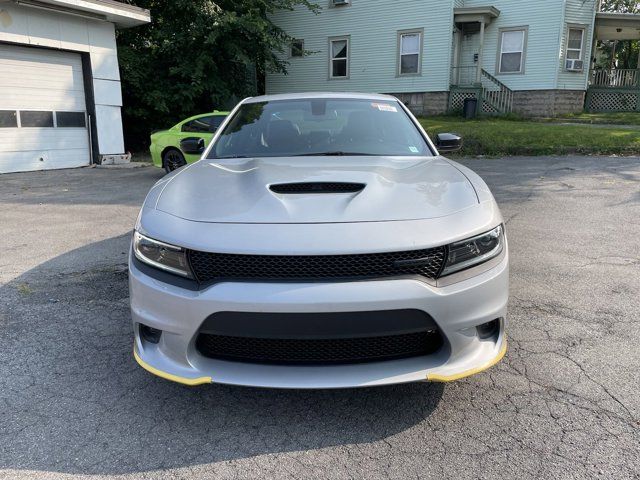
557 111 640 125
419 116 640 156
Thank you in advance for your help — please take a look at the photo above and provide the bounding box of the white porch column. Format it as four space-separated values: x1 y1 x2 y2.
453 27 461 85
476 20 485 84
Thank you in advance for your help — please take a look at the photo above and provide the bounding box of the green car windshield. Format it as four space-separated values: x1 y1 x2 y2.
208 98 432 159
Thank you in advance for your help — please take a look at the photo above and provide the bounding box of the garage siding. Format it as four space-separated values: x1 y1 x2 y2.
0 2 127 165
0 45 86 110
0 44 89 173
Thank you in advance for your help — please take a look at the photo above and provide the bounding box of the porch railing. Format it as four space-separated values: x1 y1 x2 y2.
590 68 640 88
481 69 513 114
449 65 513 115
450 65 478 86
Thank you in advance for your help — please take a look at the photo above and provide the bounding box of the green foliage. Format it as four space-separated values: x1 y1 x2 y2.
596 40 639 69
600 0 639 13
117 0 317 150
597 0 640 69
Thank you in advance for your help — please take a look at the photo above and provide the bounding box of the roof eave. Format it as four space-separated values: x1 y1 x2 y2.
13 0 151 27
454 6 501 24
595 12 640 40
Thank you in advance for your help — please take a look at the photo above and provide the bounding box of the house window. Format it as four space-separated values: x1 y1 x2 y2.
330 37 349 78
498 28 527 74
398 30 422 75
291 39 304 58
566 27 585 60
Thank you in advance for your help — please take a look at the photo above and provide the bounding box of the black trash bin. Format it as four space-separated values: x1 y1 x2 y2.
463 97 478 119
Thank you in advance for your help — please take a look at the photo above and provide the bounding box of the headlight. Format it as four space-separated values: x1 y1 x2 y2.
441 225 504 276
133 231 193 278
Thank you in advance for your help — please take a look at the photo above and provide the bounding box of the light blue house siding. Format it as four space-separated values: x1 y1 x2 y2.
266 0 455 95
557 0 599 91
267 0 600 116
459 0 596 91
461 0 565 90
457 0 597 114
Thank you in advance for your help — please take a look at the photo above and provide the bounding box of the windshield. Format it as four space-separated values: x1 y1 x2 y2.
208 98 432 159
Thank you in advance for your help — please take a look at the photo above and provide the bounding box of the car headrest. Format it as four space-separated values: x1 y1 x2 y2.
266 120 300 151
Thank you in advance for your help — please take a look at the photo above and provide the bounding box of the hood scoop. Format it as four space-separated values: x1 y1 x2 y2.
156 157 479 223
270 182 366 194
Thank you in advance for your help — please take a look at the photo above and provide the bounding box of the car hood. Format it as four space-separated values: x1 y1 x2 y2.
154 156 479 224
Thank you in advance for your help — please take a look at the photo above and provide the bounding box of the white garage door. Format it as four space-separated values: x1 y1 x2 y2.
0 44 90 174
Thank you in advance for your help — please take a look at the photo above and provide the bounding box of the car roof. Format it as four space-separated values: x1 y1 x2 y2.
243 92 399 104
176 111 229 125
191 111 229 118
171 112 229 130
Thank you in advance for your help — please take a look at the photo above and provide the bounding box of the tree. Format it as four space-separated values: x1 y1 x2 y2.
117 0 317 150
600 0 639 13
595 1 640 69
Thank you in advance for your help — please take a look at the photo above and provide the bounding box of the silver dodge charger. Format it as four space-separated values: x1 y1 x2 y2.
129 92 508 388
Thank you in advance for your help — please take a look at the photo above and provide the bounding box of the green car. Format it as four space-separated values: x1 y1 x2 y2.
150 111 229 172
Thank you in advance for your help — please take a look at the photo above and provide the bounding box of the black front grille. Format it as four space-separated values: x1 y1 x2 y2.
188 247 446 284
195 330 442 365
270 182 365 194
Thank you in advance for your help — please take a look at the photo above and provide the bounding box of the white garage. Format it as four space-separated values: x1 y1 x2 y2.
0 0 150 174
0 45 90 173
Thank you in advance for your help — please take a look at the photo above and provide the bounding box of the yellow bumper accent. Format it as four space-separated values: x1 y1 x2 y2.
133 348 212 386
427 339 507 382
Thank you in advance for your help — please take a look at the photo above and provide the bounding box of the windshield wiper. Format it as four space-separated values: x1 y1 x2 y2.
293 151 373 157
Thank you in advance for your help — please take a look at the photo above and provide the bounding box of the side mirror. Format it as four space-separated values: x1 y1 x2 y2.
180 137 205 154
435 133 462 153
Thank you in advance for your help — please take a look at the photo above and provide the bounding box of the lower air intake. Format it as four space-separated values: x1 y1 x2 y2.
195 330 443 365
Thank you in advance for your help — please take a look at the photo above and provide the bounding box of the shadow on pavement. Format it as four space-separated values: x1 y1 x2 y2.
3 155 638 476
0 166 165 207
0 234 444 475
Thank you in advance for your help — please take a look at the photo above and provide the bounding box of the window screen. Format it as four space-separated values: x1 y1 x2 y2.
330 38 349 78
399 33 421 75
499 30 526 74
20 111 54 128
567 28 584 60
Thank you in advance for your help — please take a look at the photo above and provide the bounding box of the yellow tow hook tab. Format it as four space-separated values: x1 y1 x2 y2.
427 340 507 382
133 347 212 386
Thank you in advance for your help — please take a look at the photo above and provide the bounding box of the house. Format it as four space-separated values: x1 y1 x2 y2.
0 0 150 174
266 0 640 117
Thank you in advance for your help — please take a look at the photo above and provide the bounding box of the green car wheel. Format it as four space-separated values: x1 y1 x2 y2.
163 148 186 173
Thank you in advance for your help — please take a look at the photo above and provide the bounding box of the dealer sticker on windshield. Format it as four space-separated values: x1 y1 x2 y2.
371 103 398 112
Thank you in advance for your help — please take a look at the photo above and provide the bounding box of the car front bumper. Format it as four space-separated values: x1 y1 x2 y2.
129 248 509 389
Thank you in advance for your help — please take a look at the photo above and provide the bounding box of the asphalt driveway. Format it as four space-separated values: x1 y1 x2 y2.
1 157 639 479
